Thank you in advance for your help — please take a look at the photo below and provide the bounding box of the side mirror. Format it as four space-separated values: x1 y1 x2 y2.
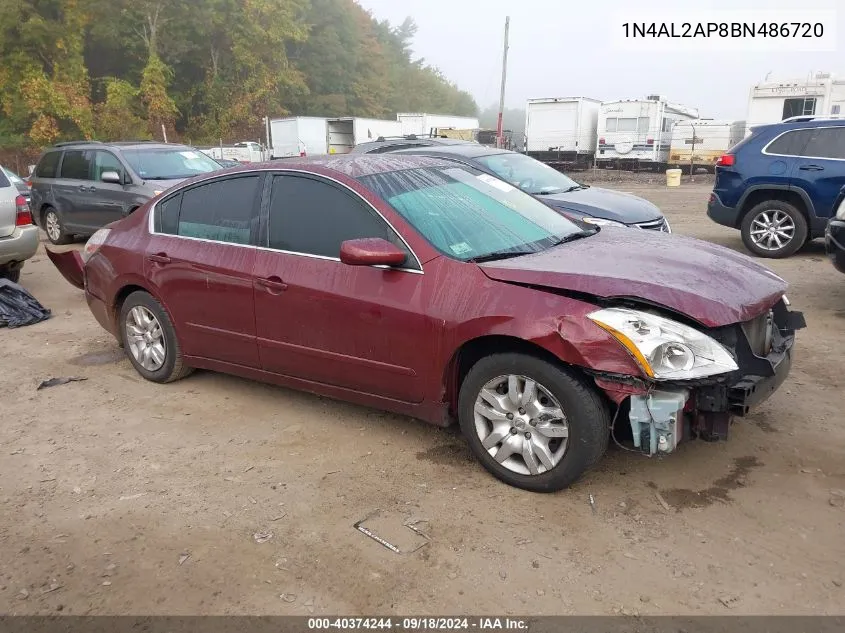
101 170 122 184
340 238 407 268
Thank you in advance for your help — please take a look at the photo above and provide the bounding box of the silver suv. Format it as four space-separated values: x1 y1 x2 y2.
0 168 38 282
30 141 222 244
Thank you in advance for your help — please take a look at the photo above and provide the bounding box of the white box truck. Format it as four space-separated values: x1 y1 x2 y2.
326 117 403 154
397 113 480 137
669 119 746 172
269 117 328 159
596 96 699 169
525 97 601 169
746 72 845 134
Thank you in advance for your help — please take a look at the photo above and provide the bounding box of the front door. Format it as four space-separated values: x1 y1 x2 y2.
789 126 845 220
143 173 263 368
253 173 429 403
89 150 133 227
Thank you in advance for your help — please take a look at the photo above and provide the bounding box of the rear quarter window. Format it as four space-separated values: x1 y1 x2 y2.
0 169 9 188
35 151 62 178
765 129 814 156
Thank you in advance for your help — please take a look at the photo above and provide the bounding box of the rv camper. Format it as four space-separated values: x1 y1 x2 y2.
596 96 699 170
746 72 845 133
525 97 601 169
669 119 746 172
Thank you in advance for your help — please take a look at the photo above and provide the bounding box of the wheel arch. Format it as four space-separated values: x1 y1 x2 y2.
737 186 813 228
441 335 585 424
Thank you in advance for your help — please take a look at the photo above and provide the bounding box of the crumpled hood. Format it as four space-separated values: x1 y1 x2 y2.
479 227 788 327
540 186 663 224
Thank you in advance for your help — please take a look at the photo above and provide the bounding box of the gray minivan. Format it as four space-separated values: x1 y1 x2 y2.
30 141 222 244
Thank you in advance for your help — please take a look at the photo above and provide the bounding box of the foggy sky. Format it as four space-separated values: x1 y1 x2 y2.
356 0 843 119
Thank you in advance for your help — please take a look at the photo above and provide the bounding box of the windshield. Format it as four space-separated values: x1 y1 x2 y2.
474 152 582 195
358 166 588 262
120 148 221 180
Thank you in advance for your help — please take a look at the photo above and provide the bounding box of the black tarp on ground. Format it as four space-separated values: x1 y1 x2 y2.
0 278 51 328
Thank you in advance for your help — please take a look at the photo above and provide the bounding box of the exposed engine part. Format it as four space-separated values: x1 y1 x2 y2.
628 389 689 456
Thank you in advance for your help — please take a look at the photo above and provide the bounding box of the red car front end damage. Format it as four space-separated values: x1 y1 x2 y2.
44 155 806 491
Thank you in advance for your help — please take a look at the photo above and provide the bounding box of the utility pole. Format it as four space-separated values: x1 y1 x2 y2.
496 16 510 149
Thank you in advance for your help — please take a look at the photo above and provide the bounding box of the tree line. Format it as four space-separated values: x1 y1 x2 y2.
0 0 478 151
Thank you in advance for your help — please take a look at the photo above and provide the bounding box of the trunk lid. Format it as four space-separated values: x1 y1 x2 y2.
479 227 787 327
45 248 85 290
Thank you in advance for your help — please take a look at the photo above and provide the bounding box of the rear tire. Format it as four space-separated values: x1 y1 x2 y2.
740 200 807 258
0 267 21 283
458 353 609 492
119 290 193 383
43 207 72 245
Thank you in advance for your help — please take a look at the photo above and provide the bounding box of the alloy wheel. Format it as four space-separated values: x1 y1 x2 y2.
125 306 166 371
45 212 61 243
473 374 569 476
749 209 796 251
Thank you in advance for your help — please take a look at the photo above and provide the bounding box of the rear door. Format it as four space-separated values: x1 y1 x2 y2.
789 126 845 220
144 173 262 367
53 149 96 231
88 150 133 227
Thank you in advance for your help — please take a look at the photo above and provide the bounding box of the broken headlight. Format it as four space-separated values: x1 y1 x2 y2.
587 307 738 380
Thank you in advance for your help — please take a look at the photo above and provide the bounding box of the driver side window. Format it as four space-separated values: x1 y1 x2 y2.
267 174 419 269
93 151 125 182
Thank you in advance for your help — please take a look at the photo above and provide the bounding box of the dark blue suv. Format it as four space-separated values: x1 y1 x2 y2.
708 117 845 258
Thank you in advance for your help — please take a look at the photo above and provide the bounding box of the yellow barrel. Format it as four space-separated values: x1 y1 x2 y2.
666 168 682 187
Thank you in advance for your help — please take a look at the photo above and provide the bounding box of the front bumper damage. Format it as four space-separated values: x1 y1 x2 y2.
599 298 805 456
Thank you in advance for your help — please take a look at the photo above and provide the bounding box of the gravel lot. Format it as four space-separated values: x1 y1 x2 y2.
2 178 844 616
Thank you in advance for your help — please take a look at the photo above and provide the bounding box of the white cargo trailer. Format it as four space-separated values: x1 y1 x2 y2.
268 117 328 159
669 119 746 172
397 113 480 137
326 117 403 154
746 72 845 134
524 97 601 169
596 96 699 169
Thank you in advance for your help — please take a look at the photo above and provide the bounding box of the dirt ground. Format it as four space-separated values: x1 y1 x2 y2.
2 177 844 616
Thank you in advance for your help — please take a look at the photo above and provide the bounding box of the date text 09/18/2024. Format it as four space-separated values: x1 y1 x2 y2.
307 617 529 630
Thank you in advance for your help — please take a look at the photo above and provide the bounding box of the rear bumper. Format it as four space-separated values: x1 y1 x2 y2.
0 225 39 267
706 193 739 228
86 290 116 337
45 247 85 289
825 219 845 274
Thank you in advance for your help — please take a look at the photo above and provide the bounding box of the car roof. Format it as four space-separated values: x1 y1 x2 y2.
754 118 845 134
48 141 196 151
353 137 477 152
390 143 513 160
197 154 462 180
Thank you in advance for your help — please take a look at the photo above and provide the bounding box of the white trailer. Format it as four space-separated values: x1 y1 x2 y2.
268 117 329 159
669 119 746 172
326 117 403 154
524 97 601 169
746 72 845 134
200 142 266 163
397 113 480 137
596 96 699 169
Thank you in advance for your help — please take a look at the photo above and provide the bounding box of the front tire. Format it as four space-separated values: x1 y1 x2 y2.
458 353 609 492
740 200 807 258
119 290 192 383
43 207 72 245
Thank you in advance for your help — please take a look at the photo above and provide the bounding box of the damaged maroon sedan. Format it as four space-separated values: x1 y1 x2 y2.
47 155 805 492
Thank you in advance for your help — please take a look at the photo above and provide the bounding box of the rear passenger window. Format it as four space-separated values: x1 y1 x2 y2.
177 176 259 244
35 151 62 178
156 194 182 235
802 127 845 159
59 150 93 180
766 129 814 156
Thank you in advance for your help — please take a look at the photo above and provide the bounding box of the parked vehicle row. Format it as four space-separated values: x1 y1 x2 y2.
44 153 804 492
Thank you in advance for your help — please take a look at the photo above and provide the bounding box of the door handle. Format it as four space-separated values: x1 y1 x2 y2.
799 165 824 171
146 253 171 264
255 276 288 292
